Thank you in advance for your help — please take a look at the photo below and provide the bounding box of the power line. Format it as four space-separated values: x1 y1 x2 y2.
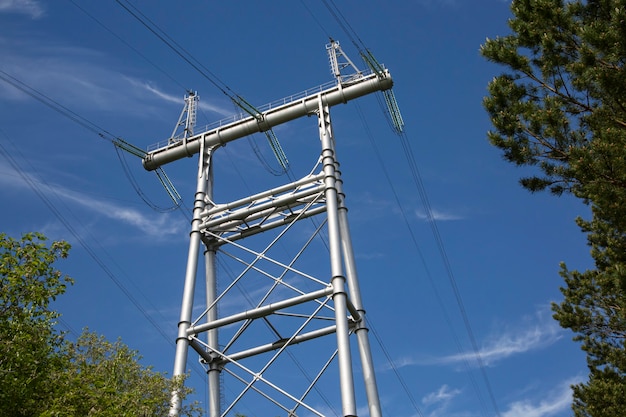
396 124 502 417
0 69 116 142
299 0 333 39
310 3 503 415
0 129 171 346
69 0 284 181
321 0 367 52
0 69 185 346
0 68 184 212
114 0 290 174
114 146 186 215
65 0 189 92
0 127 208 384
355 102 495 417
113 0 236 106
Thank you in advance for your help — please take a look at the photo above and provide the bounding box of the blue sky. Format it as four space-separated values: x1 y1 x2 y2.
0 1 592 416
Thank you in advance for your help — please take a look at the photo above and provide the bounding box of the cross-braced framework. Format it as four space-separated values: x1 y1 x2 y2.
144 41 394 417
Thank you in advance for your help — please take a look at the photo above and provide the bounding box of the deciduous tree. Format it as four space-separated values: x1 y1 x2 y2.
0 233 200 416
0 232 71 416
44 331 200 417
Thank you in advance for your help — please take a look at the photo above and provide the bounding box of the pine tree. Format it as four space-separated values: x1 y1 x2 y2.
481 1 626 415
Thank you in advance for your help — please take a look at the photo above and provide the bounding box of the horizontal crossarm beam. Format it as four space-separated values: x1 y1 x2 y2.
142 70 392 170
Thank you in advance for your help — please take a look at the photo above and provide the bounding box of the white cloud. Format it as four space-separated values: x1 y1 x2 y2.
0 37 231 120
1 41 148 112
422 384 462 406
442 320 562 367
388 307 562 370
128 80 233 118
415 208 463 221
502 378 576 417
0 0 43 19
439 311 562 367
421 384 469 417
0 158 186 240
48 182 185 240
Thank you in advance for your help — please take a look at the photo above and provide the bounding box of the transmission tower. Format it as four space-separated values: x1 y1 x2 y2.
144 40 394 417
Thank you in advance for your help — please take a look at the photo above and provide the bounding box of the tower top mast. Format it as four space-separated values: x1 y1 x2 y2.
327 38 362 83
168 91 198 144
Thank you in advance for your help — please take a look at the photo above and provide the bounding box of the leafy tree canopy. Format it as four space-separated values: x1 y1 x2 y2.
0 232 200 416
0 232 71 416
44 331 199 417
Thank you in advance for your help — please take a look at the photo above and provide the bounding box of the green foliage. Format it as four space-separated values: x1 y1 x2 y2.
481 0 626 196
481 1 626 415
0 232 72 416
0 232 200 416
43 331 200 417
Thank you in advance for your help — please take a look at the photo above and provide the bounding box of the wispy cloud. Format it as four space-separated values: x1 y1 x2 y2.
0 37 231 119
388 307 562 370
55 186 184 239
420 376 577 417
422 384 462 406
0 0 44 19
415 208 464 221
422 384 473 417
439 315 562 367
502 378 576 417
1 40 155 113
0 158 186 241
128 80 233 117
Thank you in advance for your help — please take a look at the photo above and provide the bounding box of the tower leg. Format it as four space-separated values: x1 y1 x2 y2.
318 100 357 417
336 163 383 417
205 247 221 417
170 145 213 417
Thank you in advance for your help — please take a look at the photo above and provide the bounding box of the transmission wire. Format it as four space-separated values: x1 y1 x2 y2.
114 0 260 118
0 68 183 212
0 127 207 383
0 69 115 141
0 130 172 351
321 0 367 52
114 0 230 99
0 66 184 342
356 104 489 417
65 0 189 91
308 3 502 415
397 125 502 417
114 145 181 213
114 0 290 174
299 0 333 39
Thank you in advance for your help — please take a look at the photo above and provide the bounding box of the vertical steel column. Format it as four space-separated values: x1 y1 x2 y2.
203 160 221 417
335 162 383 417
169 144 212 417
318 98 357 417
205 248 221 416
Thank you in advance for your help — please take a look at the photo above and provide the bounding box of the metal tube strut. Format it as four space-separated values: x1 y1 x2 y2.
335 162 383 417
318 99 357 417
143 71 392 171
169 145 212 417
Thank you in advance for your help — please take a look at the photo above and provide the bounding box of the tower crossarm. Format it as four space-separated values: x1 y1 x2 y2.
200 172 327 245
142 70 393 171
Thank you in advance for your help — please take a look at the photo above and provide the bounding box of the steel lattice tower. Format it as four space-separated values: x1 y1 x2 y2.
143 41 394 417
